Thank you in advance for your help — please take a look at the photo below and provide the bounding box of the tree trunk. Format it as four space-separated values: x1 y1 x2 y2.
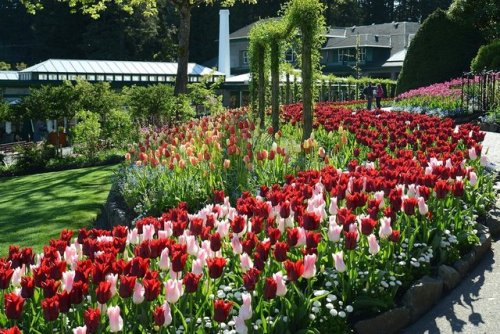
302 34 313 141
270 43 280 134
174 4 191 96
257 46 266 129
285 73 290 104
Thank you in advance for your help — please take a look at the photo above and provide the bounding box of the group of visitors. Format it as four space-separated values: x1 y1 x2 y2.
362 82 384 110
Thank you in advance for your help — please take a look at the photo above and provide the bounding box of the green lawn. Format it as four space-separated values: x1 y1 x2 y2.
0 165 118 256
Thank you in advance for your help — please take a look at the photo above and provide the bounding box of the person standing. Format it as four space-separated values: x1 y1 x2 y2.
376 83 384 109
362 82 374 110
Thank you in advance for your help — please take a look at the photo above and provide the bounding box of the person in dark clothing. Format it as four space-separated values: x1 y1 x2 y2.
376 83 384 109
362 83 374 110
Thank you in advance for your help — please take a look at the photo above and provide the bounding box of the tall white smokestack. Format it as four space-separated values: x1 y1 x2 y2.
218 9 231 77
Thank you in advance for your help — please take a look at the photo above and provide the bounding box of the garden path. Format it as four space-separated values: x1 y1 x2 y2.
403 131 500 334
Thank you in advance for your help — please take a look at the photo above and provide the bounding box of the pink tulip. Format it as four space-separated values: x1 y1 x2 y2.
164 279 183 304
469 171 478 186
133 282 145 304
142 224 155 241
106 273 118 296
329 197 338 215
296 227 307 246
62 270 75 293
239 292 252 320
273 272 287 297
379 217 392 238
186 235 199 256
367 234 380 255
223 159 231 169
163 302 173 326
234 315 248 334
469 147 477 160
159 248 170 271
332 251 346 273
72 326 87 334
107 305 123 332
231 235 242 254
302 254 317 279
11 267 23 288
163 221 173 237
418 197 428 215
374 191 385 208
192 259 204 275
127 228 139 245
240 253 253 272
328 219 342 242
480 155 488 167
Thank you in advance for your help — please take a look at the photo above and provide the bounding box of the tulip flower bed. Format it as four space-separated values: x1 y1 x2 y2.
0 103 496 333
118 109 361 216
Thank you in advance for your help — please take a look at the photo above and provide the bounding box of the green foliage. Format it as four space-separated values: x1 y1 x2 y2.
102 108 137 149
72 110 102 161
12 142 56 173
448 0 500 41
0 61 11 70
187 74 225 115
124 84 178 126
0 101 10 122
471 39 500 72
396 9 483 94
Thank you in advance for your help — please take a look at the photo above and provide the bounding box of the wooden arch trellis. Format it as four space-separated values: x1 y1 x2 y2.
249 0 326 140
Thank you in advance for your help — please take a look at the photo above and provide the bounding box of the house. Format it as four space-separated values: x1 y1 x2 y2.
221 20 420 79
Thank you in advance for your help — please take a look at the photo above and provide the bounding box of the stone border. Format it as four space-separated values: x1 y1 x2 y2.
353 221 494 334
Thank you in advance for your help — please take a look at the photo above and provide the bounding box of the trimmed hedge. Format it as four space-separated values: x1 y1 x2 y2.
471 39 500 72
396 9 483 94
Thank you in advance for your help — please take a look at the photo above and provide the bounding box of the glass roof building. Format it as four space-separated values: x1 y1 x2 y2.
17 59 224 84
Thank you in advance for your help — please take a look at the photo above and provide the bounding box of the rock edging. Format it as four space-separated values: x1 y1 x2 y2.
353 221 493 334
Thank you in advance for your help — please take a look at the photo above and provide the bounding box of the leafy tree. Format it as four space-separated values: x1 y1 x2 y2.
103 108 137 149
471 40 500 72
72 110 102 161
448 0 499 41
0 62 11 70
22 0 256 95
123 84 178 126
396 9 483 94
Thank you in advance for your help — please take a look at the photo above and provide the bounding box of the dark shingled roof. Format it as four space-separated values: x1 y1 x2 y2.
229 18 280 40
324 34 391 49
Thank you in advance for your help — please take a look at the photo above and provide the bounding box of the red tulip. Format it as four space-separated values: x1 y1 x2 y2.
283 259 304 282
264 277 277 300
20 276 34 299
119 275 136 298
207 257 226 279
183 272 202 293
84 307 101 334
273 242 289 262
210 233 222 252
41 295 60 322
214 299 233 323
95 281 112 305
242 268 261 291
143 278 161 301
4 292 24 320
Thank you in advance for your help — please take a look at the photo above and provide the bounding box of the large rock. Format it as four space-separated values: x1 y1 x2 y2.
402 276 443 322
354 307 411 334
473 223 492 262
438 265 461 291
453 258 470 277
485 208 500 236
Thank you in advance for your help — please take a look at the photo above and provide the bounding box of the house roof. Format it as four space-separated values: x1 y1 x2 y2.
0 71 19 81
382 49 407 67
324 34 392 49
229 18 280 40
20 59 224 77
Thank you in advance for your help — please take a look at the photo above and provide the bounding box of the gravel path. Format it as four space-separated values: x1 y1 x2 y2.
402 131 500 334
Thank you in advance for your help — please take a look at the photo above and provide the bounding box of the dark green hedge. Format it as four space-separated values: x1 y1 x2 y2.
471 39 500 72
396 9 483 95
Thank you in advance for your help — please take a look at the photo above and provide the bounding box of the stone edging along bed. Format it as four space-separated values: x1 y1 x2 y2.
101 185 500 334
354 210 500 334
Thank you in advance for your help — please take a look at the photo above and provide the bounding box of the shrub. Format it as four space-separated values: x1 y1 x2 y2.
102 108 137 149
72 110 102 161
396 9 483 94
13 142 56 173
471 39 500 72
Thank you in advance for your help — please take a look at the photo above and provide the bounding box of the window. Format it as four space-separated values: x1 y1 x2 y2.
87 75 95 81
358 48 366 62
285 49 295 63
115 75 123 81
48 74 57 80
241 50 249 66
106 75 114 81
38 74 47 80
158 76 165 82
96 75 104 81
69 74 77 80
149 76 157 82
132 75 140 82
141 75 148 81
123 75 131 81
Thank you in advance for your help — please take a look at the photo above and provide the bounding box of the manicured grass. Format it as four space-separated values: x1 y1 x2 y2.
0 164 118 256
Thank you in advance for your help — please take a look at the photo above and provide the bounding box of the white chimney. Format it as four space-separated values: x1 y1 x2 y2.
218 9 231 77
